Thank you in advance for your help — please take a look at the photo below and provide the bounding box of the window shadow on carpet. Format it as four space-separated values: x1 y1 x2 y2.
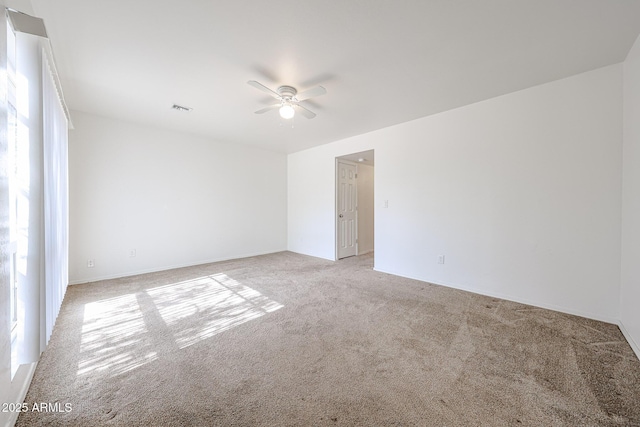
77 273 283 377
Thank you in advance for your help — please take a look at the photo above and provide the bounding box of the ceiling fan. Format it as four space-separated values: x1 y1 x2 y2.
247 80 326 119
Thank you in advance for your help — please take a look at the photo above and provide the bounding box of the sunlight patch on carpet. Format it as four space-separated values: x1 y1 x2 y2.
147 273 284 349
77 274 283 376
78 293 159 376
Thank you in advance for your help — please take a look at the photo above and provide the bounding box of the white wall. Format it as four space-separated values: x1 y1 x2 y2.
289 142 373 260
69 111 287 284
357 163 374 254
289 64 623 323
621 34 640 358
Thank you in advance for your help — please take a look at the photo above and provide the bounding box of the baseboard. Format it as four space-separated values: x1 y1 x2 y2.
618 321 640 361
286 247 336 262
1 362 37 427
69 249 288 285
372 267 619 325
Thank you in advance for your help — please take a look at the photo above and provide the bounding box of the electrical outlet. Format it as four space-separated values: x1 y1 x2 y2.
129 249 136 257
87 259 95 268
438 255 445 265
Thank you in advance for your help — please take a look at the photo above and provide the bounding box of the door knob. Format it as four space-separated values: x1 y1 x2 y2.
339 214 344 218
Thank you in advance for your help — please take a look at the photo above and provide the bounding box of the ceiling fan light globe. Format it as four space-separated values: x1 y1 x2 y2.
279 104 295 119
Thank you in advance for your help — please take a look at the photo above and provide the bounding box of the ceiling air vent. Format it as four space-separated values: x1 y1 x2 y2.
171 104 192 112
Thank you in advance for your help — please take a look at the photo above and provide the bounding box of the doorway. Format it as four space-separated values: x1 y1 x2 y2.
335 150 374 260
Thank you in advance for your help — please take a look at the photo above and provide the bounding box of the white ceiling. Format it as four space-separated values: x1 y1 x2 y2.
23 0 640 154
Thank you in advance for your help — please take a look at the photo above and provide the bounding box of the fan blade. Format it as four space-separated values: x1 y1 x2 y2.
254 104 280 114
247 80 281 99
295 104 316 119
296 86 326 101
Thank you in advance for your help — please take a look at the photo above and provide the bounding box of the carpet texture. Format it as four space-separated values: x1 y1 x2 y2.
15 252 640 426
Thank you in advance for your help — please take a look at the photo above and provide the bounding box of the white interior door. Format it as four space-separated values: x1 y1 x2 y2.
337 161 357 259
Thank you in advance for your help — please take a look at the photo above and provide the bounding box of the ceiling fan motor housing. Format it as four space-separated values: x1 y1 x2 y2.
277 85 297 100
247 80 322 119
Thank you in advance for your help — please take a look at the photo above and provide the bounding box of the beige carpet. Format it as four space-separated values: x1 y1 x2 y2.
16 252 640 426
